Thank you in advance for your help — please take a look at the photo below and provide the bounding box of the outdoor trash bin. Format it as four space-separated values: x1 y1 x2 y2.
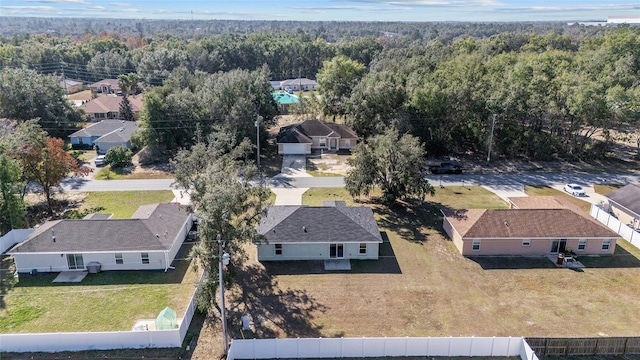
556 253 564 265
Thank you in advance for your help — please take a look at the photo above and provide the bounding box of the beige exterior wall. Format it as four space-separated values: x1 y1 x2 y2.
13 250 168 273
339 138 355 149
459 237 617 256
609 203 639 228
442 217 464 254
257 242 379 261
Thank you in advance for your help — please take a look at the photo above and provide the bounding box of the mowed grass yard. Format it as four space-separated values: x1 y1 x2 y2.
0 190 199 334
228 186 640 340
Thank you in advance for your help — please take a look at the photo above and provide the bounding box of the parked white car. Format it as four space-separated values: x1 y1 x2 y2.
564 183 586 197
95 155 106 167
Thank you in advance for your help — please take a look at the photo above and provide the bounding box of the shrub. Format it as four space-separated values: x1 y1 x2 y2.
105 146 132 168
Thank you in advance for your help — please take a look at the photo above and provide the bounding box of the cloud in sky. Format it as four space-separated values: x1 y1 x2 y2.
290 5 406 12
109 2 131 6
22 0 88 4
343 0 503 6
1 5 57 11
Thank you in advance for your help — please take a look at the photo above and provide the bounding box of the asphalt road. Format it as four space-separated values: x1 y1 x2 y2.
58 172 640 192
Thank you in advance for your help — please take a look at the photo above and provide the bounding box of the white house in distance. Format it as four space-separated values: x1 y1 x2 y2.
256 201 382 262
271 78 318 92
9 203 193 273
68 119 138 153
276 119 358 155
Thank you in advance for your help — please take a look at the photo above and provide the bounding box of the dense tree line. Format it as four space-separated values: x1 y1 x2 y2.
1 22 638 160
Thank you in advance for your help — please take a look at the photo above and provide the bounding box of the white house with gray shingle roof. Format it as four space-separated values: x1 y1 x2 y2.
276 119 358 155
605 184 640 229
9 203 193 273
69 119 138 154
256 201 382 261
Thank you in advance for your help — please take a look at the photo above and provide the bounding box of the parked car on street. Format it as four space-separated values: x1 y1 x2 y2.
95 155 106 167
428 162 463 174
564 183 586 197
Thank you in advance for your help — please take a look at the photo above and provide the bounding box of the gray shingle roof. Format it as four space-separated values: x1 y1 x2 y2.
258 201 382 244
69 120 137 138
277 120 357 144
606 184 640 216
9 204 191 253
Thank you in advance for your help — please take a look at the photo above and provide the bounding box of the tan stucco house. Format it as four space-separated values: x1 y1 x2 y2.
443 198 619 256
605 184 640 229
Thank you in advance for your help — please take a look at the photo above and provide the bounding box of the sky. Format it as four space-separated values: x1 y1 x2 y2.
0 0 639 22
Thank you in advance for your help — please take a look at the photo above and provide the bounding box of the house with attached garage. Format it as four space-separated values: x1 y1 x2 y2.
68 119 137 153
276 119 358 155
604 184 640 230
443 199 619 256
8 203 193 273
256 201 382 262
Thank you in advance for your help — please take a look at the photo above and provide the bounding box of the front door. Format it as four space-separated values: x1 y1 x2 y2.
329 243 344 258
67 254 84 270
551 239 567 253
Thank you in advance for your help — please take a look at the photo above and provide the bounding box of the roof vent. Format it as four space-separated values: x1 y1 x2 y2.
302 226 307 233
504 221 509 226
155 234 160 238
52 230 56 243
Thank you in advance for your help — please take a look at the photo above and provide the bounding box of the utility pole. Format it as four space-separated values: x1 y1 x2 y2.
255 115 261 170
61 61 68 94
487 113 496 162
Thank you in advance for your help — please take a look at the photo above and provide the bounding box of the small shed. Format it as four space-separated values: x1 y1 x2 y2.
155 307 178 330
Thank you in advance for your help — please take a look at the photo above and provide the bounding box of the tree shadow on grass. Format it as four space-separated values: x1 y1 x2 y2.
227 264 327 339
374 199 457 244
0 255 18 309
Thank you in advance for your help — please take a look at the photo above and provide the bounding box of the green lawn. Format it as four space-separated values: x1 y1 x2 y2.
94 166 174 180
0 244 200 333
82 190 175 218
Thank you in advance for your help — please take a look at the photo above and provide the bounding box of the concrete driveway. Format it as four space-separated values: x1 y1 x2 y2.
278 155 311 178
481 184 527 203
549 184 608 206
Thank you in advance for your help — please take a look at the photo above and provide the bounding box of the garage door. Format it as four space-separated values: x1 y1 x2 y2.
282 144 308 154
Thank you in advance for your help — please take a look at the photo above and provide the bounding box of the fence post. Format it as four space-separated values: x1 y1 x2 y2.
491 336 495 356
405 336 408 357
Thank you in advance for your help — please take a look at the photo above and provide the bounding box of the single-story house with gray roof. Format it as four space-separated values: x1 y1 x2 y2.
256 201 382 261
9 203 193 273
605 184 640 229
69 119 138 153
276 119 358 155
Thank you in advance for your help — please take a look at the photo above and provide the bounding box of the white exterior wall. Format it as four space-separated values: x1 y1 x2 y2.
278 143 311 154
95 141 130 154
0 229 34 253
257 242 378 261
13 250 168 273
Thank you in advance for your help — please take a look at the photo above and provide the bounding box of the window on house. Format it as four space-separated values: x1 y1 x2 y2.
472 239 481 251
344 139 351 147
319 138 326 147
578 240 587 251
359 243 367 255
522 239 531 247
141 252 149 264
602 240 611 251
115 253 123 265
275 244 282 255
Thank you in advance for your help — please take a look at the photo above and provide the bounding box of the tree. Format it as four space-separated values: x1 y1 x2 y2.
0 153 25 234
345 128 434 204
105 146 132 168
19 136 91 214
172 132 269 315
118 73 140 121
317 55 366 119
0 68 84 137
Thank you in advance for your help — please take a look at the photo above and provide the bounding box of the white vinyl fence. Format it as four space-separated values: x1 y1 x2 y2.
0 291 198 352
0 229 34 253
591 205 640 249
228 337 537 360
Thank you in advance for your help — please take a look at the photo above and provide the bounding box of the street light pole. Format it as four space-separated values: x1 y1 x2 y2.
487 113 496 162
217 234 230 355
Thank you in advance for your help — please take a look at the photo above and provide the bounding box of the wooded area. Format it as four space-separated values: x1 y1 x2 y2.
1 19 639 160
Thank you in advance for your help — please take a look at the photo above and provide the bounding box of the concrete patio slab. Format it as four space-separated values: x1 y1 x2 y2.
324 259 351 271
53 271 88 283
